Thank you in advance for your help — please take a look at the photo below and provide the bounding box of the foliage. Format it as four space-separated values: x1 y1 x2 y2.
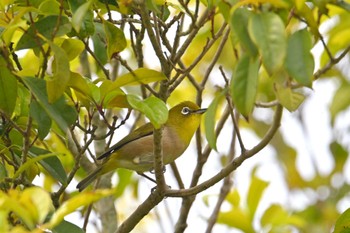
0 0 350 232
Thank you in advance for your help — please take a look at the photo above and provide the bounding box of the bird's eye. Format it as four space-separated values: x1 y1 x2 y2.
181 107 191 115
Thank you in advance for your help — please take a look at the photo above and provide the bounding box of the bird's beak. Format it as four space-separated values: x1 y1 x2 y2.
193 108 207 114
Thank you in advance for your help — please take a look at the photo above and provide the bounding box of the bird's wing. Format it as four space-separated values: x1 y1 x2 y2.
97 123 154 160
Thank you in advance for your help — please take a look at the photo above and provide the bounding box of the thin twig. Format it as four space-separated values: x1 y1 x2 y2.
174 107 231 233
166 104 283 198
205 107 238 233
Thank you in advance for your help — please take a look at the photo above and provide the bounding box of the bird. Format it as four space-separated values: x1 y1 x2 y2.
76 101 207 191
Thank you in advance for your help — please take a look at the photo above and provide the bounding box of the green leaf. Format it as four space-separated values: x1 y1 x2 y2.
217 1 231 22
30 99 52 139
0 62 17 116
0 201 9 232
275 84 305 112
71 0 94 33
16 15 71 50
285 29 314 87
0 162 6 182
92 23 108 66
103 20 127 59
67 72 99 107
21 187 52 224
67 72 94 99
115 169 133 198
38 0 61 15
46 42 70 103
0 191 36 229
60 39 85 61
261 204 305 228
114 68 166 87
52 220 84 233
333 208 350 233
99 80 128 108
204 89 227 151
337 1 350 12
231 54 259 118
13 147 67 184
230 8 258 57
247 171 269 219
30 147 67 185
98 0 118 7
329 82 350 124
68 0 95 37
49 189 114 228
330 141 348 173
127 95 168 129
248 12 286 75
145 0 162 14
225 189 241 208
22 77 77 133
218 208 254 232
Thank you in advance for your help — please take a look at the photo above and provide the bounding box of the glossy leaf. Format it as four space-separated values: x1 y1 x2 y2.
204 88 227 151
231 54 259 118
91 23 108 66
127 95 168 129
16 15 71 50
99 80 128 108
49 189 115 228
0 6 36 46
13 151 53 179
296 3 319 37
103 20 127 59
230 8 258 57
333 208 350 233
30 99 52 139
248 12 286 75
0 62 17 116
30 147 67 185
66 0 94 37
60 39 85 61
67 72 99 108
275 85 305 112
22 77 78 133
53 220 84 233
285 29 314 87
114 68 166 87
71 0 94 34
38 0 61 15
67 72 94 99
46 42 70 103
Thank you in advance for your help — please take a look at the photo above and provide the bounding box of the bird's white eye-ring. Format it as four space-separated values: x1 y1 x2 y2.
181 107 191 115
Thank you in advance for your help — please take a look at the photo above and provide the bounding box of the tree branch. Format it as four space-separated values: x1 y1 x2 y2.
114 189 164 233
166 104 283 198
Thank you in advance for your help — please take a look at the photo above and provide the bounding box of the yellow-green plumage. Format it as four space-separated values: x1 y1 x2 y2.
76 101 206 191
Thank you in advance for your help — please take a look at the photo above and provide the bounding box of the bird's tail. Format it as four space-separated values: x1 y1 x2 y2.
76 167 102 192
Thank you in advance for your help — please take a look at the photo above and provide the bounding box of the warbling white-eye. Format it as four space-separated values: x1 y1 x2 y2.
77 101 207 191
